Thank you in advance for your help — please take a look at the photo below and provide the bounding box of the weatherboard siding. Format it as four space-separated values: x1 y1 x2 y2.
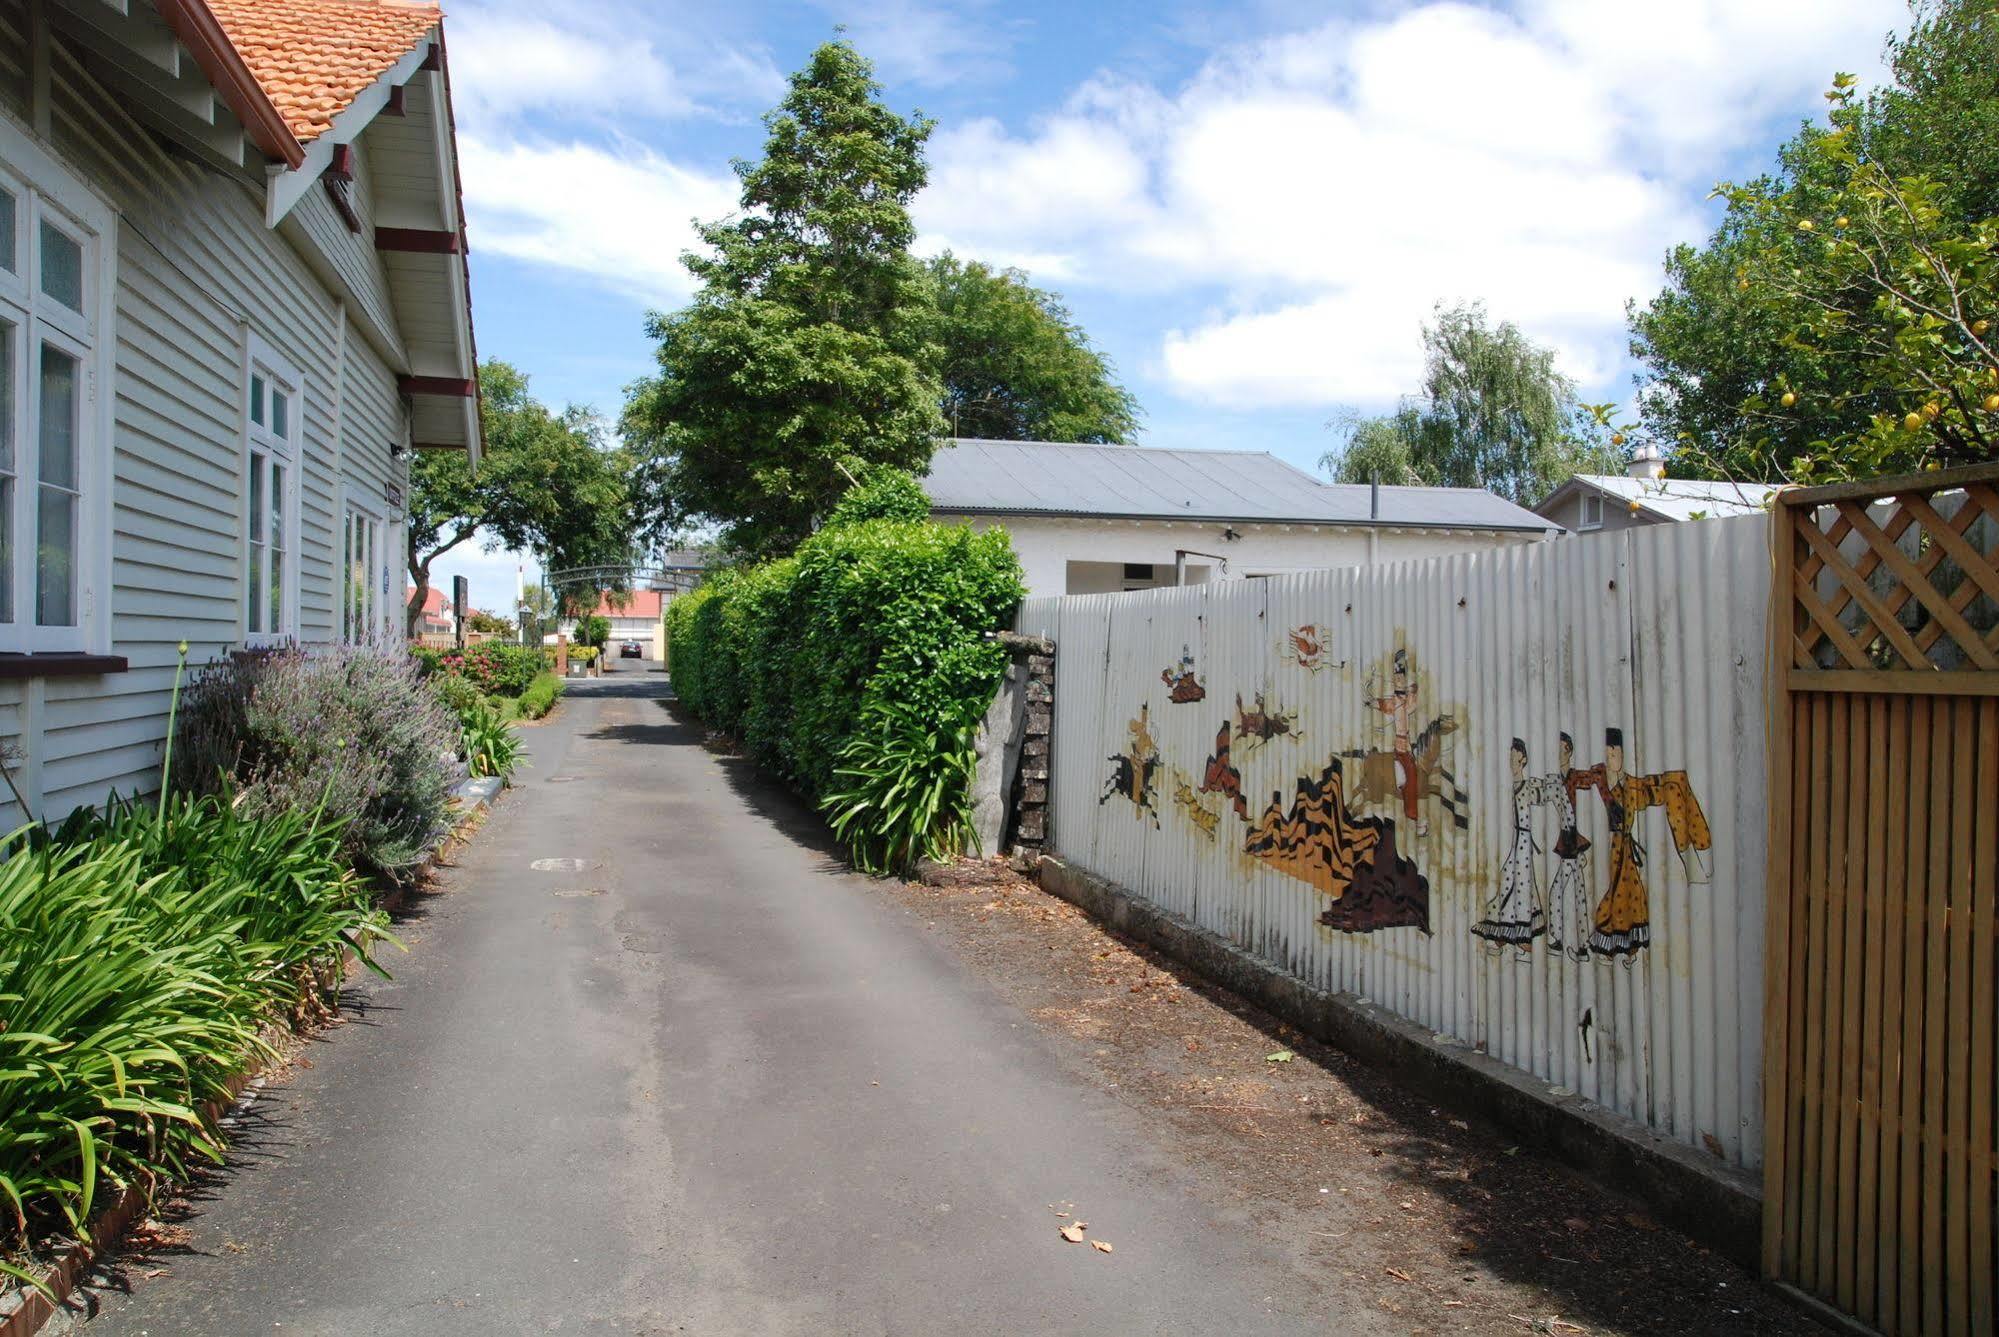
0 13 409 826
949 514 1541 600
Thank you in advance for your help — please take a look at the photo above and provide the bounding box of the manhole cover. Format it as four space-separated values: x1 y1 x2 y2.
530 857 595 872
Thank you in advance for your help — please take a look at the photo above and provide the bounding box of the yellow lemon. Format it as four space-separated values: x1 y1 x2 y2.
1798 219 1815 232
1834 216 1849 228
1973 319 1991 335
1781 392 1797 408
1904 412 1926 431
1984 394 1999 412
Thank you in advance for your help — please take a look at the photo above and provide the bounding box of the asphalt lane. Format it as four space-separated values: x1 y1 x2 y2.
88 672 1360 1335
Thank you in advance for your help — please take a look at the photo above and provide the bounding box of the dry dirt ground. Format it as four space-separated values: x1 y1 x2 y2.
885 858 1817 1337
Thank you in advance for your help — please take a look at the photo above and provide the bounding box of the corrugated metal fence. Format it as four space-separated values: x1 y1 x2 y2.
1018 514 1771 1169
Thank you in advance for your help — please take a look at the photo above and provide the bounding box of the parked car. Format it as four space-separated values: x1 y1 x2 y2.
620 640 643 658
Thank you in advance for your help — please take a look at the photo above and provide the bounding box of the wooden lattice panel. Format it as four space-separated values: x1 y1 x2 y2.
1782 466 1999 686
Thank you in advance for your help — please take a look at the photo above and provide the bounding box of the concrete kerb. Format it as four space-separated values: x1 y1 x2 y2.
1035 854 1765 1271
0 784 507 1337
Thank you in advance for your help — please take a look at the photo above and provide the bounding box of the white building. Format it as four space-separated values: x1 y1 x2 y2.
923 439 1555 598
0 0 479 824
1535 448 1780 535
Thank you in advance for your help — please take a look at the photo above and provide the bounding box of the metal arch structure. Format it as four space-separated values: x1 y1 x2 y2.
541 563 707 601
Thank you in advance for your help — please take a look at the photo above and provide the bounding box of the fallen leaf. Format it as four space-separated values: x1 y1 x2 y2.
1386 1267 1413 1282
1059 1224 1086 1243
1562 1217 1589 1233
143 1268 167 1279
1091 1239 1113 1253
1266 1050 1295 1063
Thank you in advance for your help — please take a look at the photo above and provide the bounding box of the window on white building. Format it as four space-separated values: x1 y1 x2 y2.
0 120 114 654
1580 493 1604 531
342 501 383 644
244 336 301 644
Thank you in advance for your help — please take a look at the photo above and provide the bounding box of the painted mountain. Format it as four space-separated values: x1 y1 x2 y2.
1241 755 1431 934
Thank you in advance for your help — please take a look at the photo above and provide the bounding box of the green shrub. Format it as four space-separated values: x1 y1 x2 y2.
0 795 388 1270
430 642 548 697
429 670 485 724
516 672 565 720
666 473 1023 867
828 464 932 526
576 614 611 650
173 645 459 877
822 702 980 875
409 645 444 676
460 701 523 782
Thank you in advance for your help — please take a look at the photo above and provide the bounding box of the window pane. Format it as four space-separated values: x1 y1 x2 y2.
247 541 263 634
35 484 74 626
0 185 15 273
269 543 283 633
272 389 288 440
39 219 82 311
248 451 265 540
0 320 13 475
271 461 285 551
38 344 77 490
250 373 265 427
0 477 11 625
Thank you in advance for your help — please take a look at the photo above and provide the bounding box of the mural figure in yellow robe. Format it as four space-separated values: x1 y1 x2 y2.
1580 727 1712 960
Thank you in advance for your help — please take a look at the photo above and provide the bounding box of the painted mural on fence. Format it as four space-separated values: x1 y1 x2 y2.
1099 704 1162 828
1242 755 1432 933
1232 691 1298 749
1346 650 1470 835
1197 722 1251 820
1170 768 1221 840
1472 727 1713 962
1160 645 1207 703
1282 624 1339 673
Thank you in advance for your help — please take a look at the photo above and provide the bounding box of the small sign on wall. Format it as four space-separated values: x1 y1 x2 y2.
385 480 405 508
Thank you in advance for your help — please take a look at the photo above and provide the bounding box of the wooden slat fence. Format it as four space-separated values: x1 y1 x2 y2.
1764 463 1998 1336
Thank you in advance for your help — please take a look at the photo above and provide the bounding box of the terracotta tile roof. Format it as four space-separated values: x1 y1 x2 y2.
591 591 664 620
204 0 440 145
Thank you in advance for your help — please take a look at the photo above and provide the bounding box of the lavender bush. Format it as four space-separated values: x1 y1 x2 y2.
174 643 459 877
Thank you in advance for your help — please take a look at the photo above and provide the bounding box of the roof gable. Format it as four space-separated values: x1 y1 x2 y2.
203 0 439 146
1548 474 1780 523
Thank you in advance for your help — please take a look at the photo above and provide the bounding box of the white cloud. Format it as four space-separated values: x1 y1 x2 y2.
914 0 1906 408
808 0 1021 88
446 1 786 131
460 136 738 306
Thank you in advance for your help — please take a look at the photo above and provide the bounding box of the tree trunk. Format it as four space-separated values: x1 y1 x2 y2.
407 555 432 639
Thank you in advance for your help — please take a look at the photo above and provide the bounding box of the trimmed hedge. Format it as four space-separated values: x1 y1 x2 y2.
516 671 565 720
667 493 1024 808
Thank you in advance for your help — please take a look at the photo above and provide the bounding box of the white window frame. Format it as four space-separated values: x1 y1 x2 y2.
341 493 387 645
242 332 303 646
0 113 117 655
1580 492 1604 531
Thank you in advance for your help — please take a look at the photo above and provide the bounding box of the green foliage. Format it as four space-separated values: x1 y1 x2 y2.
465 609 515 637
172 646 458 877
571 644 600 667
575 615 611 650
821 703 979 875
428 669 484 724
0 795 388 1264
828 465 932 527
624 41 944 559
1627 0 1999 481
515 672 565 721
407 360 630 633
459 702 523 782
925 253 1139 443
431 643 549 698
666 511 1023 856
1321 303 1617 504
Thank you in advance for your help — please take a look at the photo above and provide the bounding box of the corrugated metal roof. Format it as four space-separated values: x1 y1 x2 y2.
1566 474 1781 522
922 440 1553 532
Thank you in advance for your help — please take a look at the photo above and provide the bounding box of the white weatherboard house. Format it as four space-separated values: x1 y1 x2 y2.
923 439 1556 598
0 0 478 826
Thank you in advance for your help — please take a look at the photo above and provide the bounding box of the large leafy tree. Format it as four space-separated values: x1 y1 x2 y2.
406 360 630 635
624 41 943 559
925 253 1139 442
1320 303 1616 504
1626 0 1999 481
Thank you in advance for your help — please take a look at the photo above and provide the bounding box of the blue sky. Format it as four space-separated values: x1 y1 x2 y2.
433 0 1909 613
